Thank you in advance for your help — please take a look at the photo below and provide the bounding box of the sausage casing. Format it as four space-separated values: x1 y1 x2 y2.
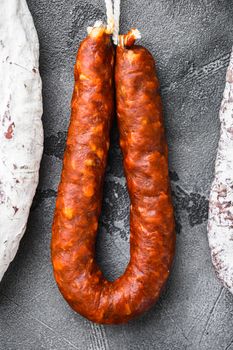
52 27 175 324
115 42 176 317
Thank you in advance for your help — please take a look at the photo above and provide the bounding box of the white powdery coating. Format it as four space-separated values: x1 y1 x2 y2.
208 48 233 294
0 0 43 281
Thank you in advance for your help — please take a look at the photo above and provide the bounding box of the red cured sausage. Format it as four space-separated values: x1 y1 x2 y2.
51 27 175 324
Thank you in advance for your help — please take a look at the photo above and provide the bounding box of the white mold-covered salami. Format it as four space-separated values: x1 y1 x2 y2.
208 49 233 293
0 0 43 281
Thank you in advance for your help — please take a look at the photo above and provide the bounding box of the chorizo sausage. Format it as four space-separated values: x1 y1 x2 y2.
51 27 175 324
115 29 176 315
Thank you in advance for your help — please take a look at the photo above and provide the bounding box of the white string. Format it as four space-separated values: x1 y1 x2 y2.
90 0 123 45
105 0 114 33
113 0 121 45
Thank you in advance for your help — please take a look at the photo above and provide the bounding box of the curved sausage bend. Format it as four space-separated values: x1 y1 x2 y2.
52 27 175 324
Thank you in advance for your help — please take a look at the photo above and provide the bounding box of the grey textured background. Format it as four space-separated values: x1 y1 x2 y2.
1 0 233 349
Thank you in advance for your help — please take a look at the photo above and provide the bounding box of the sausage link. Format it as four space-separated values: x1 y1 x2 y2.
51 27 175 324
115 32 176 316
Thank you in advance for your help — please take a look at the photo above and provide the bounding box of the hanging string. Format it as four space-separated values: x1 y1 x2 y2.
105 0 114 34
103 0 140 46
88 0 114 34
113 0 121 45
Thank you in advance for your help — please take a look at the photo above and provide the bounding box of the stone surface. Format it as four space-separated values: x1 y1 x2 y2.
1 0 233 349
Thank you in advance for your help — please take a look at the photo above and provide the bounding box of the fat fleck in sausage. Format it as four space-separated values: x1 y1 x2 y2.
51 27 175 324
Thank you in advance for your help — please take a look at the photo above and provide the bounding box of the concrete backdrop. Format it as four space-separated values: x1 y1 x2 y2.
1 0 233 349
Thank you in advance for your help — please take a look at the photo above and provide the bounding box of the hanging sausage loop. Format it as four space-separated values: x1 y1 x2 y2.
52 0 175 324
